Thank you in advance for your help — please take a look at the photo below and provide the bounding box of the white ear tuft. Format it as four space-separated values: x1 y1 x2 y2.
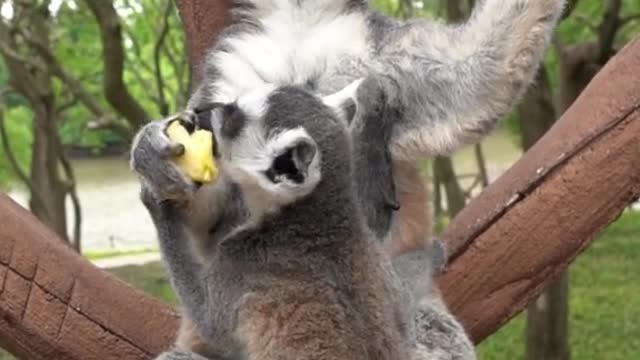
323 78 363 124
231 127 322 206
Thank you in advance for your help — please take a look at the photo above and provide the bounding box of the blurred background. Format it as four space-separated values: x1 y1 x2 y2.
0 0 638 359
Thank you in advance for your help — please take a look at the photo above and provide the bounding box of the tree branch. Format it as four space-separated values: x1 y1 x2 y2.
83 0 149 129
17 29 106 115
122 25 155 75
561 0 581 20
574 14 599 33
620 13 640 27
58 149 82 252
0 106 48 218
0 108 31 190
474 144 489 188
597 0 623 63
0 40 44 72
16 27 135 140
152 0 173 117
56 95 79 115
87 115 132 139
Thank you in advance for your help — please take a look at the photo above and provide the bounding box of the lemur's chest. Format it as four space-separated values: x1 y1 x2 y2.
212 9 370 102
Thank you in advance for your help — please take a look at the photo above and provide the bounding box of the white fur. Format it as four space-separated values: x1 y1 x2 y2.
226 127 322 210
322 78 363 121
237 84 277 120
211 0 370 104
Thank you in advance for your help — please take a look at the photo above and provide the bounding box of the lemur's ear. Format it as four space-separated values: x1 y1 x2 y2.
265 131 318 186
249 128 321 205
322 79 363 125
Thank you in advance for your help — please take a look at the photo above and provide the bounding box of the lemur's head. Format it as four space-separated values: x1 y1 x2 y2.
194 83 358 212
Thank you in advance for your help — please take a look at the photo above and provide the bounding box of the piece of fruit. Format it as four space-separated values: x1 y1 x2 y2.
166 120 218 183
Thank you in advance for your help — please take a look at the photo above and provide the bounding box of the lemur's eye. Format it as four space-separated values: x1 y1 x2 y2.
221 104 247 139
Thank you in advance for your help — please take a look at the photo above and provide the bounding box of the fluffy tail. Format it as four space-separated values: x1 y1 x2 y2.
369 0 566 160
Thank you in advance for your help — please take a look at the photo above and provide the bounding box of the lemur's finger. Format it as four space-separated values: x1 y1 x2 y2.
159 143 185 158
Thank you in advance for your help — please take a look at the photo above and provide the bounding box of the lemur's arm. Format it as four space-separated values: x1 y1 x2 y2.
132 119 250 360
131 118 209 323
392 241 476 360
412 288 477 360
140 186 209 323
365 0 566 160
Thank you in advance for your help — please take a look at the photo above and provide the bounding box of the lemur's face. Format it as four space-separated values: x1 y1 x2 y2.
195 84 353 207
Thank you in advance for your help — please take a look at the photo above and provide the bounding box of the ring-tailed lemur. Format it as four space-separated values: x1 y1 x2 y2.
186 0 566 247
134 84 424 359
131 0 565 358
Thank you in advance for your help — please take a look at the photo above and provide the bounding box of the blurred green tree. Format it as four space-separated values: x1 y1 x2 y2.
0 0 188 252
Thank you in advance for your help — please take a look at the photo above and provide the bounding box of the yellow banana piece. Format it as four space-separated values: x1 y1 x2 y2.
166 120 218 183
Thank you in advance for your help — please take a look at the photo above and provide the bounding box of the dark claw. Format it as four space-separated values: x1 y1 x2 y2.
386 199 401 211
179 118 196 133
159 143 185 158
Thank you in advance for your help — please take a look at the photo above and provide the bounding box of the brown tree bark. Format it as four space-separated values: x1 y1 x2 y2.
521 3 631 356
519 66 570 360
439 39 640 343
174 0 231 84
0 194 179 360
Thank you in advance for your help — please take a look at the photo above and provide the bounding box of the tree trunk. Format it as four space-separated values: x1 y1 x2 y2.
519 68 557 150
526 274 570 360
433 166 443 218
474 144 489 188
0 3 75 244
433 156 466 217
519 65 570 360
28 102 68 241
523 37 616 360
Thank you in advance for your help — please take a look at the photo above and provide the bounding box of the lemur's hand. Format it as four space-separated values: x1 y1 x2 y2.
130 115 198 204
350 75 401 240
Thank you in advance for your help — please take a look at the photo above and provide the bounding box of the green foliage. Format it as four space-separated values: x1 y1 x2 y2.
107 261 177 304
0 0 190 188
83 247 157 261
0 106 32 190
478 211 640 359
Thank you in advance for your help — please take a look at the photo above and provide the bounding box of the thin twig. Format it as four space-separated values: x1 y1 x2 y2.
0 107 49 219
620 13 640 27
153 0 173 116
58 149 82 253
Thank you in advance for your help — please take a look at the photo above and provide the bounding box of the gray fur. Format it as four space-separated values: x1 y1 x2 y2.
412 295 476 360
134 87 414 359
185 0 565 244
155 349 232 360
130 0 566 358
